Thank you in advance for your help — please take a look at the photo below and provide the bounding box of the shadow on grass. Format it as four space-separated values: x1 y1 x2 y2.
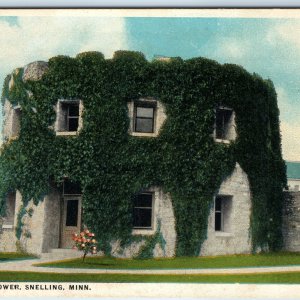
0 257 36 263
84 262 114 266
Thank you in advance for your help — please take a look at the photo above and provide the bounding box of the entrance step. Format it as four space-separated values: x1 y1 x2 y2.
40 248 82 261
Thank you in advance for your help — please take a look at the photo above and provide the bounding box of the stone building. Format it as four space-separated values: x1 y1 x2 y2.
0 52 286 258
282 161 300 252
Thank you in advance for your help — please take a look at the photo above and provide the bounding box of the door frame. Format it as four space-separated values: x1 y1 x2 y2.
60 195 82 248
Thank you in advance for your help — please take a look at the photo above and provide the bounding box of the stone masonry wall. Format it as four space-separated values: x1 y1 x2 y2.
200 163 252 256
0 229 17 252
112 186 176 258
2 61 48 140
2 100 21 140
0 189 60 255
0 191 21 252
282 191 300 251
18 198 45 255
153 188 176 257
41 187 61 253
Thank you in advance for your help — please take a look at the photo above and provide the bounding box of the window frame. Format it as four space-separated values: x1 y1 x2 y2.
133 101 156 134
2 191 16 229
132 191 154 230
11 105 22 138
55 99 82 136
214 106 236 143
64 103 80 132
215 196 223 232
214 195 233 233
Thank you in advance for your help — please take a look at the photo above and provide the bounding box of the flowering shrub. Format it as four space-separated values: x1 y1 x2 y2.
72 229 98 261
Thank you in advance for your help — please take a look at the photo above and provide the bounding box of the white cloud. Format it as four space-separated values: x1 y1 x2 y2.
281 121 300 161
276 85 293 119
0 16 127 78
267 20 300 53
222 40 247 59
0 16 127 142
212 38 249 61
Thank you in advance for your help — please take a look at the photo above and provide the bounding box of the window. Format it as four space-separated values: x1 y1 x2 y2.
215 195 232 232
62 179 82 195
215 107 236 141
11 106 21 137
133 192 153 229
3 104 21 139
55 100 82 134
128 99 166 137
2 191 16 228
65 103 79 132
134 103 155 133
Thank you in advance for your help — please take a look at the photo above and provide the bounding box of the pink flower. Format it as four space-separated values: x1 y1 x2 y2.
85 229 90 234
91 239 96 243
92 246 96 250
87 239 91 243
80 232 85 237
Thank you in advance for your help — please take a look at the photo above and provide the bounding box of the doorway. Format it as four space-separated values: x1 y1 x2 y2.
60 196 82 248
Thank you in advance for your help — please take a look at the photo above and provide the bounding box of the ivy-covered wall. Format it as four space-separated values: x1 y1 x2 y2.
0 51 286 256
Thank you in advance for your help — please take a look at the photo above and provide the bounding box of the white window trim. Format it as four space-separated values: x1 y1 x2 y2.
2 224 14 229
56 131 78 136
215 231 233 237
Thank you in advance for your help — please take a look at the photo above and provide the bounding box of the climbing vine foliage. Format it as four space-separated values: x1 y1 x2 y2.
0 51 286 256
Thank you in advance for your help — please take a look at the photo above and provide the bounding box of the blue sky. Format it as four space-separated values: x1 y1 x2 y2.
0 15 299 160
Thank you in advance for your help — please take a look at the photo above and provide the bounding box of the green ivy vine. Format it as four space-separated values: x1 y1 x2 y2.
136 220 166 259
0 51 286 256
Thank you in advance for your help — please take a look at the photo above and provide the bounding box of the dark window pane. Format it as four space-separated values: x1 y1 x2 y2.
134 193 152 207
135 118 153 133
215 212 222 231
64 180 81 195
215 197 222 211
133 208 152 228
4 192 16 225
66 200 78 226
216 108 232 139
68 117 79 131
136 106 154 118
68 104 79 117
133 192 153 228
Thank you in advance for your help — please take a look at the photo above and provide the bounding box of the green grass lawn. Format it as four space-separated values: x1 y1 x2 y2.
37 252 300 270
1 271 300 283
0 252 36 262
